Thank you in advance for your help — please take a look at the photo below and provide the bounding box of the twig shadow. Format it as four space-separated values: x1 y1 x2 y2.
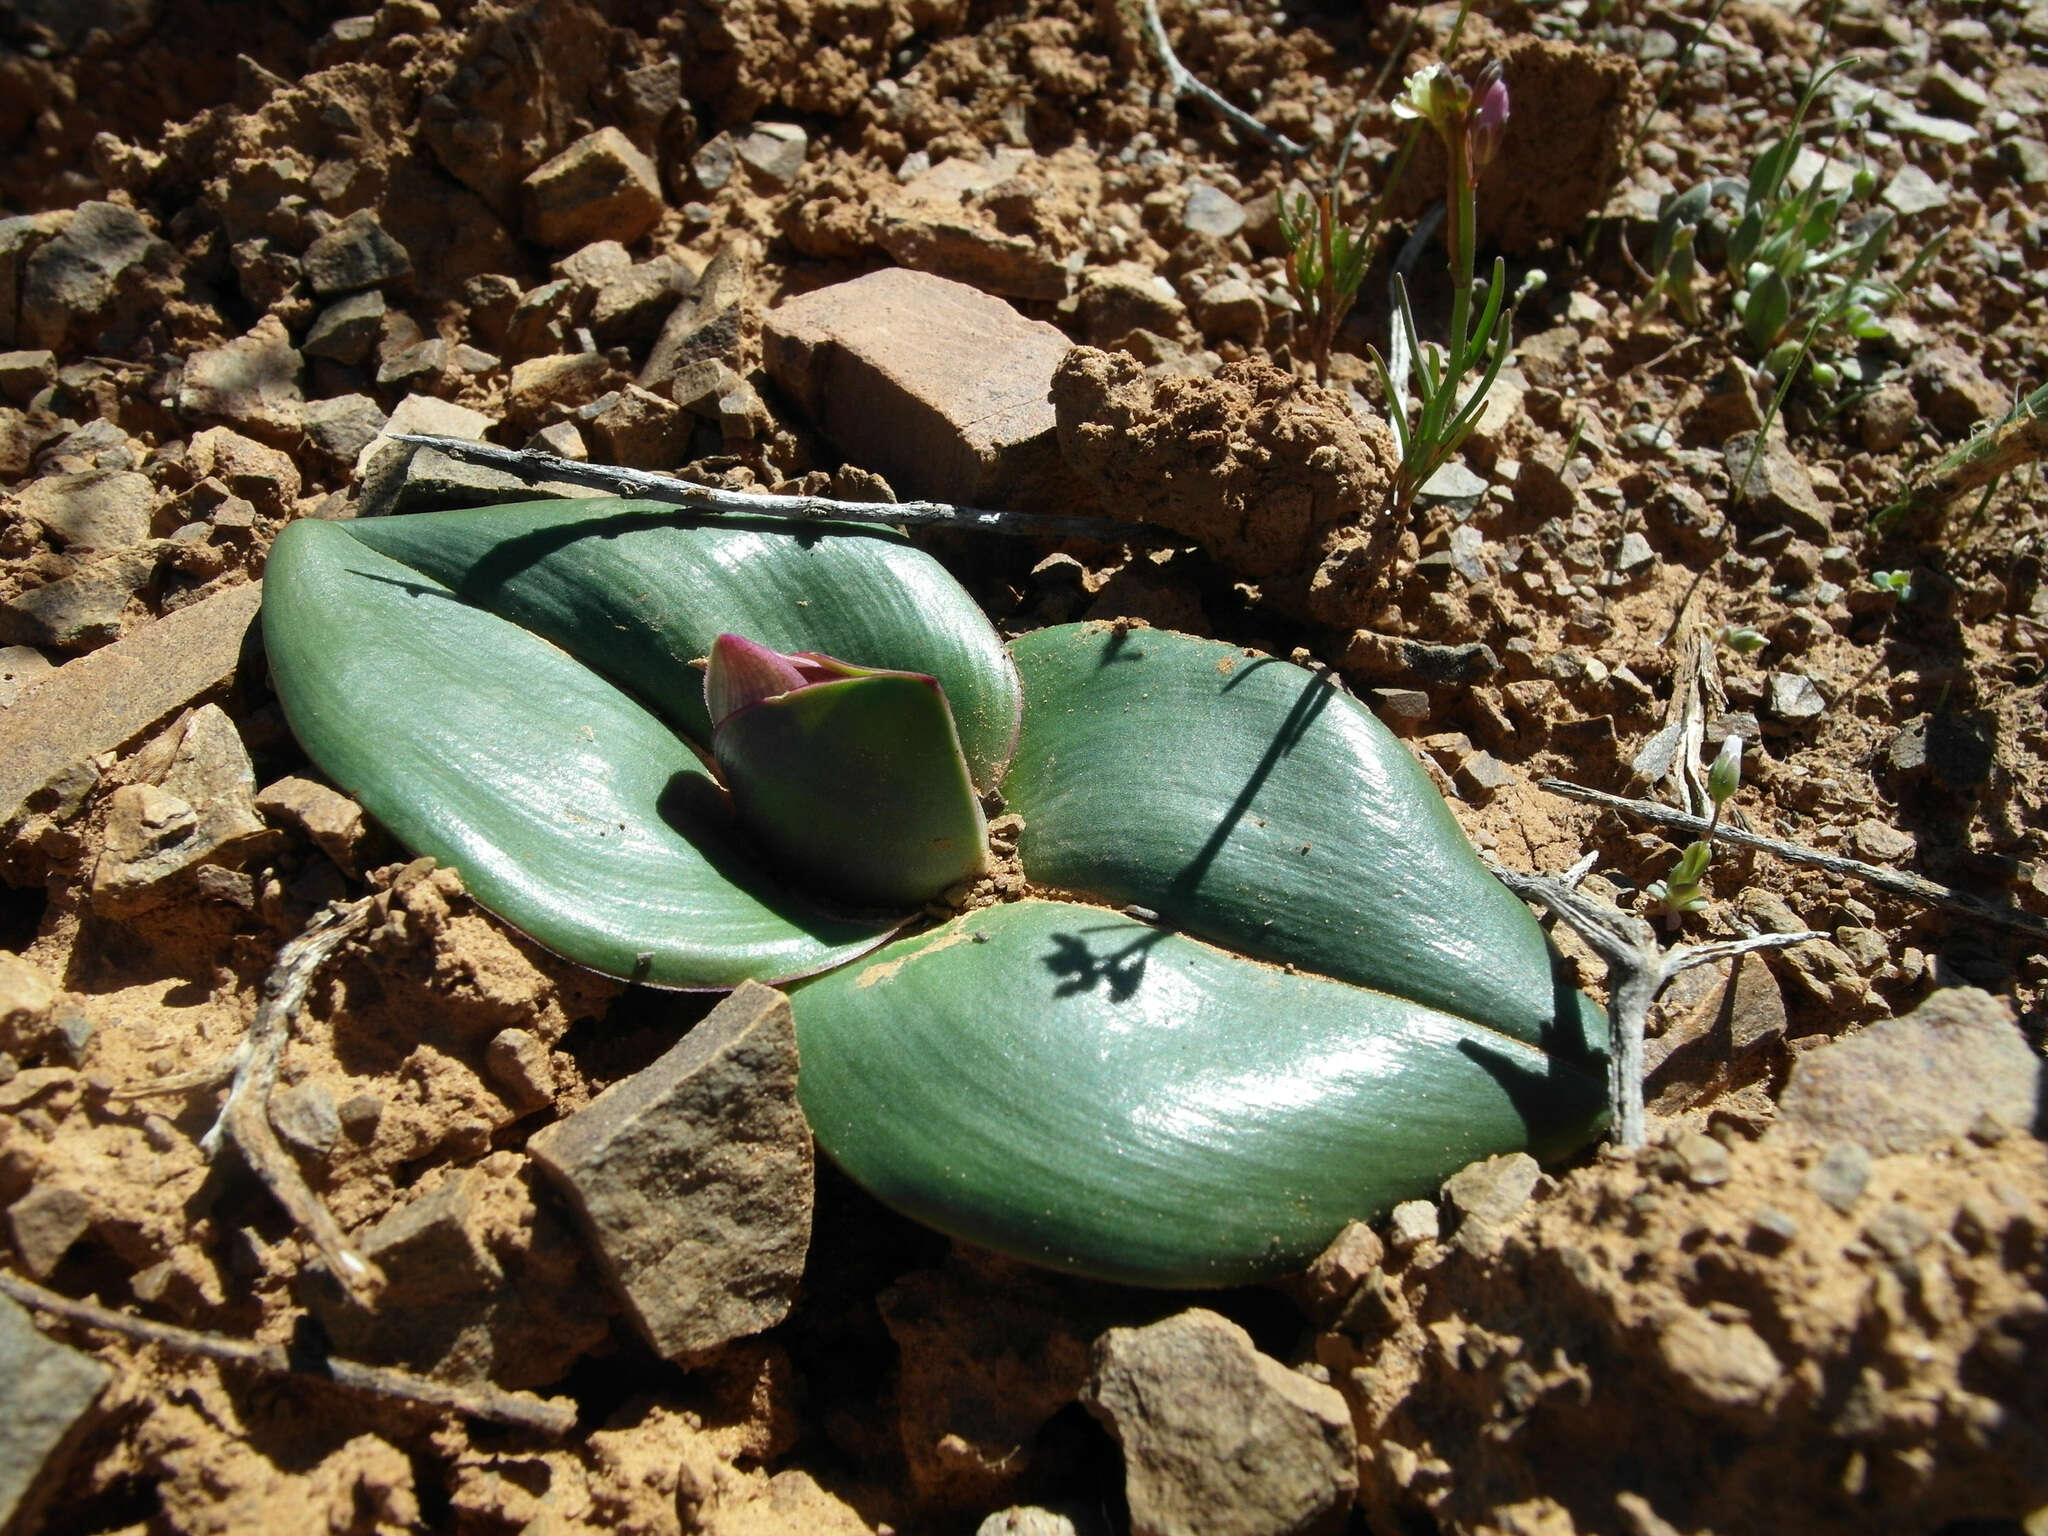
1040 924 1170 1001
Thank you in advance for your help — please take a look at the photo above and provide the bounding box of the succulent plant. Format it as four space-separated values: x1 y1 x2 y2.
264 498 1606 1287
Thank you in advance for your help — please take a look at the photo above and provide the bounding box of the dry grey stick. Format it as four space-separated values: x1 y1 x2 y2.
0 1271 575 1437
1491 865 1823 1150
1135 0 1308 157
1536 776 2048 941
119 897 386 1305
388 434 1165 544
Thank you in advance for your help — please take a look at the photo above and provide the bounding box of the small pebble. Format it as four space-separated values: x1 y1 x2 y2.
1749 1207 1799 1251
1863 1203 1932 1263
270 1081 341 1155
1967 1110 2009 1146
1669 1130 1732 1188
337 1092 384 1139
485 1028 557 1115
1387 1199 1439 1250
1806 1141 1871 1214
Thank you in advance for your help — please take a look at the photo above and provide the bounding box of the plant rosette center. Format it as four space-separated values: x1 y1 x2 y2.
703 632 991 912
263 499 1607 1287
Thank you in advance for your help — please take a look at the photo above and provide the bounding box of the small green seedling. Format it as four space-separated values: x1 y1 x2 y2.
1278 153 1372 389
1644 736 1742 922
1644 58 1947 394
1718 624 1768 656
1869 569 1914 599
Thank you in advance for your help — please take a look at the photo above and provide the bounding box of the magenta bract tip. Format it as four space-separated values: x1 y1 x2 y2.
705 633 858 727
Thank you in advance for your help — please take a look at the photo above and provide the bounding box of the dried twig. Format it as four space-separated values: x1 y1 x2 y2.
387 435 1166 544
1536 777 2048 941
1630 628 1731 821
0 1271 576 1437
117 897 385 1305
1133 0 1307 158
1490 864 1823 1150
1878 380 2047 532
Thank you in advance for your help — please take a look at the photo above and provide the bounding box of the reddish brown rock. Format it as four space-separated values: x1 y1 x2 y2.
177 316 306 440
14 469 155 553
1085 1309 1357 1536
505 352 615 428
639 245 747 390
588 384 692 468
17 202 171 353
764 267 1076 508
1780 987 2043 1152
0 1292 113 1532
186 426 301 518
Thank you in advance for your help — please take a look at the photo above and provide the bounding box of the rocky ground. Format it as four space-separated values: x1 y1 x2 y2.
0 0 2045 1532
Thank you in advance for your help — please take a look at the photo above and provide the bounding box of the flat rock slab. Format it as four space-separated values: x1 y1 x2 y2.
1083 1308 1357 1536
1780 986 2044 1152
14 469 156 554
528 981 812 1362
763 267 1074 509
0 1292 114 1532
0 580 263 830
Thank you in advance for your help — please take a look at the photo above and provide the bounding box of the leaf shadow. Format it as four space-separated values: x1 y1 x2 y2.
1455 1035 1610 1151
1166 661 1337 904
652 771 901 945
420 505 854 608
1080 628 1339 906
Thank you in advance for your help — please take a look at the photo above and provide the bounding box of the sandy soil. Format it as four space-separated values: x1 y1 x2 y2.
0 0 2044 1532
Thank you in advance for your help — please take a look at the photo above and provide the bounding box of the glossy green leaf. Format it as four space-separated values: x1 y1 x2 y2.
263 518 896 987
792 900 1607 1288
1743 269 1793 353
715 672 989 909
1003 624 1602 1060
340 498 1022 789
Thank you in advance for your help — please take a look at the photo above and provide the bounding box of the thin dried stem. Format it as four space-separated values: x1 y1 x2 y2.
0 1272 575 1437
1536 777 2048 941
118 897 386 1305
386 435 1169 544
1134 0 1307 158
1878 381 2048 532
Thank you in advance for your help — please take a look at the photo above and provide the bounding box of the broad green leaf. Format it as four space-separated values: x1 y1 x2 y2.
715 672 989 909
792 900 1608 1288
340 499 1022 791
263 518 895 987
1743 270 1792 353
1003 624 1601 1061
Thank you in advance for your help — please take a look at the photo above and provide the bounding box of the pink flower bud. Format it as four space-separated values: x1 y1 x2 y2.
704 633 861 728
1468 69 1509 170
